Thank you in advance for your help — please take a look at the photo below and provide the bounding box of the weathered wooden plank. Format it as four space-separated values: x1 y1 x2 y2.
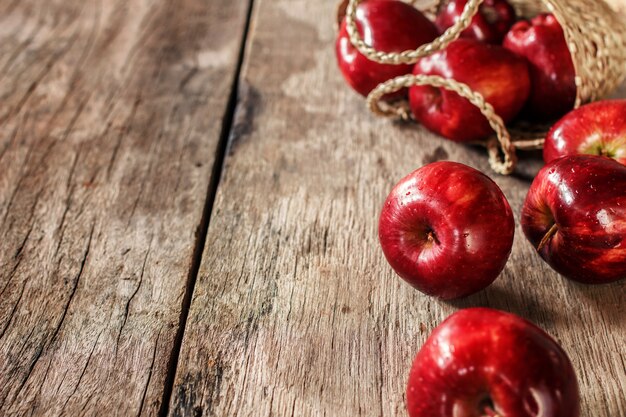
0 0 250 415
169 0 626 416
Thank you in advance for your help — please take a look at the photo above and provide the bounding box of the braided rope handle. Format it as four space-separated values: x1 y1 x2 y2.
507 128 546 150
367 74 518 175
345 0 485 64
412 0 443 18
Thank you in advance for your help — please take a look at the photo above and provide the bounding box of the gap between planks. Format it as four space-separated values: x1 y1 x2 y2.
157 0 257 415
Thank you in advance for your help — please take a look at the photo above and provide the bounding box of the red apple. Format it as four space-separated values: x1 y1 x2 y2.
378 161 514 299
336 0 439 98
503 14 576 121
407 308 580 417
409 39 530 142
522 155 626 284
544 100 626 166
436 0 517 44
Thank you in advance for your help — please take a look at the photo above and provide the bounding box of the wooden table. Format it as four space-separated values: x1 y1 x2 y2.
1 0 624 415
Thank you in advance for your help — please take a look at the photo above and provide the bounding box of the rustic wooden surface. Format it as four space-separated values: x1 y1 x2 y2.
0 0 250 415
1 0 625 416
169 0 626 416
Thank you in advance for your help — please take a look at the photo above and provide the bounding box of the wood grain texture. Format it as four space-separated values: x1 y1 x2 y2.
169 0 626 416
0 0 249 415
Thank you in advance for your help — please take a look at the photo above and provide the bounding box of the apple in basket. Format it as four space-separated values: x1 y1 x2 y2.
409 39 530 142
543 100 626 166
436 0 517 44
407 308 580 417
336 0 439 98
504 13 576 121
522 154 626 284
378 161 514 299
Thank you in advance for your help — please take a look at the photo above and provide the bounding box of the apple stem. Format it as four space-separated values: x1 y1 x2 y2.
426 231 439 245
537 223 558 252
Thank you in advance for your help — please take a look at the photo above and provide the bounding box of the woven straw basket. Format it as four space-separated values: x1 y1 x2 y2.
338 0 626 174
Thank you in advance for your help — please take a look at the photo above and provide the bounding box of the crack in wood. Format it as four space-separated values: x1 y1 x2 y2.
0 282 26 341
34 356 54 402
3 328 43 409
117 234 153 346
54 144 83 257
13 222 33 260
0 187 44 298
0 116 21 162
59 329 103 413
48 221 96 347
158 0 257 415
137 329 161 417
107 94 142 180
126 110 159 227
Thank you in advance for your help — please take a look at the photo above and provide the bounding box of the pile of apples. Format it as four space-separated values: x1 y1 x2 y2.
379 152 625 416
336 0 577 141
336 1 626 416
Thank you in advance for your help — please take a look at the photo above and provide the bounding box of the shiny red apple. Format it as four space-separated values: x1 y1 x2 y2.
522 155 626 284
378 162 514 299
435 0 516 44
409 39 530 142
407 308 580 417
503 13 576 121
544 100 626 166
336 0 439 98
